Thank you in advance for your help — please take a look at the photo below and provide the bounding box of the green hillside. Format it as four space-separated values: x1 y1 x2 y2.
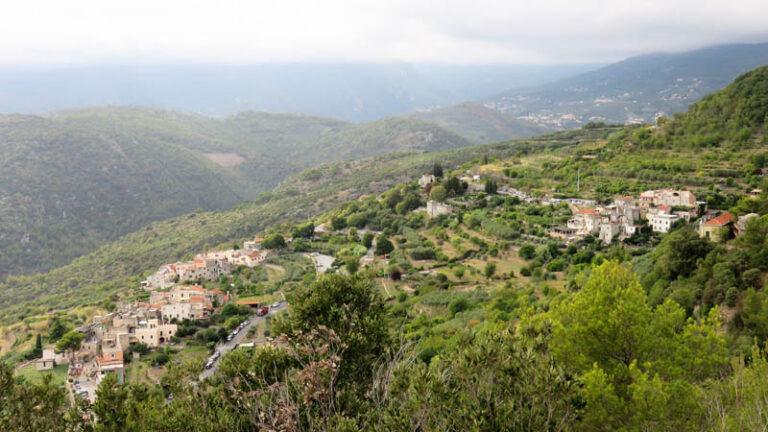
0 108 284 279
0 107 474 279
0 128 601 324
410 101 545 143
227 112 472 167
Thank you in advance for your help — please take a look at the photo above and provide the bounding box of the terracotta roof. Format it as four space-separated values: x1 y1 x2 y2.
98 351 124 367
658 205 670 211
704 212 735 226
237 300 260 306
189 297 206 303
212 289 223 294
575 209 598 215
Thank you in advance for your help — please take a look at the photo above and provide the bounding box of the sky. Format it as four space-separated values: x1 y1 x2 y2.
1 0 767 66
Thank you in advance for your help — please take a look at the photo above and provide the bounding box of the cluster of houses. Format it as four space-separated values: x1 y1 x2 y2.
419 169 759 246
37 285 228 386
549 188 761 244
552 189 700 243
143 237 269 288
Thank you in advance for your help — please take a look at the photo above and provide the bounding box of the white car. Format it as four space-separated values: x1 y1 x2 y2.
271 302 280 308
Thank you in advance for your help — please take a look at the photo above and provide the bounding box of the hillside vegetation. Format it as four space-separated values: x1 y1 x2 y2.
410 101 545 143
0 107 471 278
7 65 768 431
0 128 604 325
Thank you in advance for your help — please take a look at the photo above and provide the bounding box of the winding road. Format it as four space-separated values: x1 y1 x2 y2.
198 301 288 380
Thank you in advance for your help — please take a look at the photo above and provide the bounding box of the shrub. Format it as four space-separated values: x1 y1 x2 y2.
519 244 536 260
410 247 436 260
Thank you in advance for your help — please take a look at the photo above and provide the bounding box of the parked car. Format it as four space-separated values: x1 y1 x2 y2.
205 361 213 369
271 302 280 308
257 306 269 316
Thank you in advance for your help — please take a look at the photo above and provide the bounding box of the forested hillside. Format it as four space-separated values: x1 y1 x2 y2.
0 107 472 278
410 102 545 143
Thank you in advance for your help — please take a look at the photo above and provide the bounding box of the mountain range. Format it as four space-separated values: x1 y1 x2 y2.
0 63 597 122
484 42 768 129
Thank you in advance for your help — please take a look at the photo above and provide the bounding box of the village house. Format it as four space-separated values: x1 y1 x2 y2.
97 348 125 384
418 174 436 188
243 237 263 250
36 349 57 371
567 209 601 236
176 257 231 282
699 212 735 241
640 189 696 208
650 208 680 233
550 225 578 242
134 319 177 347
599 217 623 244
144 264 177 289
426 200 455 217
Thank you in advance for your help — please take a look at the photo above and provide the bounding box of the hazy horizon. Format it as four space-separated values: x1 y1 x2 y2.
2 0 767 67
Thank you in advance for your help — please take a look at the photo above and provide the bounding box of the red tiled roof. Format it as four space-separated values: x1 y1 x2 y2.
704 212 735 226
98 351 124 366
575 209 598 215
189 297 205 303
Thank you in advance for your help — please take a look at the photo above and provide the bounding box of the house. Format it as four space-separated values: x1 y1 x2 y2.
243 237 263 250
97 349 125 384
176 258 231 282
145 264 178 289
36 349 56 371
651 212 680 233
640 189 697 208
567 209 601 235
700 212 735 241
426 200 455 217
550 226 577 241
161 302 196 321
134 319 177 347
418 174 436 188
599 219 622 244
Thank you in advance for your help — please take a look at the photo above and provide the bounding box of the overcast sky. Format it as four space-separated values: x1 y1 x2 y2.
1 0 767 66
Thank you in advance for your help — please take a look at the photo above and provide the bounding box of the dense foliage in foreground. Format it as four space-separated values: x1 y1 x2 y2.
4 265 768 431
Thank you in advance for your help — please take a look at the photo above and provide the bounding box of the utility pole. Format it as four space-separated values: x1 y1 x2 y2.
577 164 581 194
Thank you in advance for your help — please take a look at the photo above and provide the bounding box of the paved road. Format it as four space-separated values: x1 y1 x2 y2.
308 252 335 274
198 301 287 380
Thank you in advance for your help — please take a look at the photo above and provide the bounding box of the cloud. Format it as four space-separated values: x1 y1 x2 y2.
0 0 767 65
